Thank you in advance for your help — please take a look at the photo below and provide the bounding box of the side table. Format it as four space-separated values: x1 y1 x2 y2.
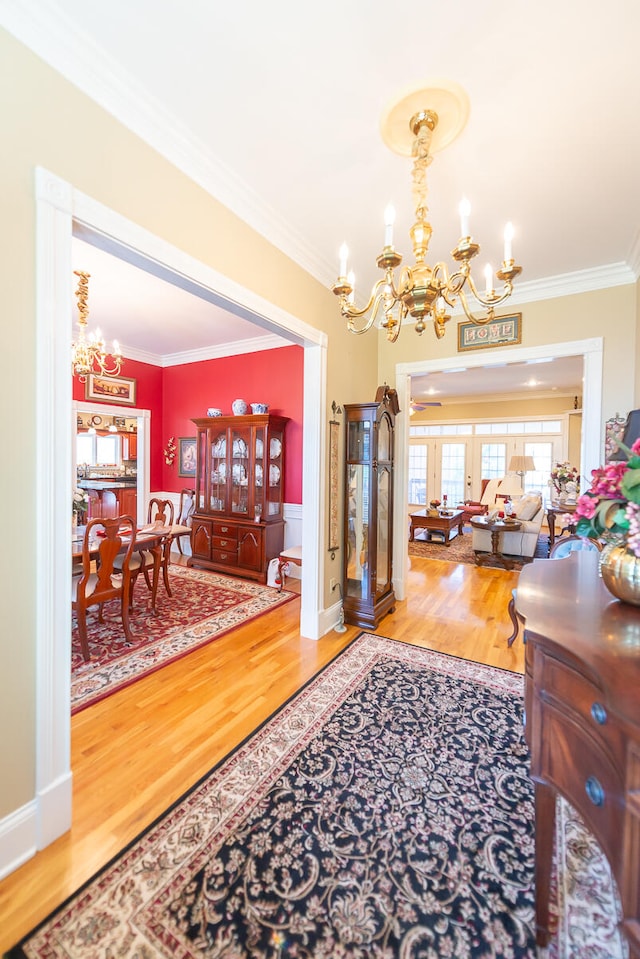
470 517 522 570
546 501 578 554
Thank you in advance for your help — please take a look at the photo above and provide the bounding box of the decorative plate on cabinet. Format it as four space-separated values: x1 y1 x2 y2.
213 437 226 457
269 464 281 486
255 463 263 486
269 438 282 459
91 415 102 426
232 438 248 457
255 438 264 459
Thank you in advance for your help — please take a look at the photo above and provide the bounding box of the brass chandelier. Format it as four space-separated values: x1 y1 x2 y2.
71 270 122 381
332 82 522 342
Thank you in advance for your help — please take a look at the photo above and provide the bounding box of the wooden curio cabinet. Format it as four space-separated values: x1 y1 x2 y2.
342 386 399 628
188 414 288 583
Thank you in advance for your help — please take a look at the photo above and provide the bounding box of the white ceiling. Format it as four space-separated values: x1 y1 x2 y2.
5 0 638 400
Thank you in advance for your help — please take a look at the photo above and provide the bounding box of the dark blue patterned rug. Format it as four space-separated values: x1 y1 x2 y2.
8 635 623 958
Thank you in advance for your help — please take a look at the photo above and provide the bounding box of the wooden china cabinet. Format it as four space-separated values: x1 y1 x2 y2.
342 386 399 628
188 414 288 583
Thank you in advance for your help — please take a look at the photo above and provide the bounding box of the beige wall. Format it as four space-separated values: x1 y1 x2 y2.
377 285 637 427
0 29 377 822
1 25 638 845
409 395 575 422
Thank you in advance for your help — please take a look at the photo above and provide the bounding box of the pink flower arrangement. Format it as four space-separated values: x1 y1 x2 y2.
550 461 579 493
574 439 640 555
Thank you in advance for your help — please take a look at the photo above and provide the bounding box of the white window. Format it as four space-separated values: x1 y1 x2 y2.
440 443 466 505
480 443 507 479
408 443 428 505
524 442 553 495
76 433 122 467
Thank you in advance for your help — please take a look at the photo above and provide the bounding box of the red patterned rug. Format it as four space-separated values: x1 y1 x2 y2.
71 566 296 713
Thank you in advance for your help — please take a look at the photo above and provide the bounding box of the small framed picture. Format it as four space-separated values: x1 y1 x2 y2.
179 437 197 477
457 313 522 352
85 373 137 405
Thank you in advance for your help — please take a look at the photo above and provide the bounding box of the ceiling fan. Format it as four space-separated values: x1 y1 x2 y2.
410 398 442 412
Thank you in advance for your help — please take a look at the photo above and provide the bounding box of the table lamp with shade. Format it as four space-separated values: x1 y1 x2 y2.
499 455 537 497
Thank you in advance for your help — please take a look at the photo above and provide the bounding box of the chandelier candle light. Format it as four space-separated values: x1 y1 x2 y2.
71 270 123 382
332 82 522 342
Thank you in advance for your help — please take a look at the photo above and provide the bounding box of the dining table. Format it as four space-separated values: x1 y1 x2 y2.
72 521 173 613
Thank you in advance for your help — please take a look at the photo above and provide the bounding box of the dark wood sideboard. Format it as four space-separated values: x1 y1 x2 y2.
515 549 640 956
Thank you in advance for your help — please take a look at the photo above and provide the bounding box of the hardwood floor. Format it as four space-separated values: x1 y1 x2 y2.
0 553 522 953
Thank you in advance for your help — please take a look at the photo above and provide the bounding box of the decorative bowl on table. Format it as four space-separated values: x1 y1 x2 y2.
207 407 222 417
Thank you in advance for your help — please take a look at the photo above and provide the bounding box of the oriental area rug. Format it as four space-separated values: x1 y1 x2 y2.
71 566 296 714
409 526 549 570
12 634 624 959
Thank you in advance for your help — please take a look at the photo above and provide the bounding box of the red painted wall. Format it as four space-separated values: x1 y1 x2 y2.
162 346 303 502
73 345 304 503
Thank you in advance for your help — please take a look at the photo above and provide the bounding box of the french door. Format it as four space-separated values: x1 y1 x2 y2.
408 430 565 509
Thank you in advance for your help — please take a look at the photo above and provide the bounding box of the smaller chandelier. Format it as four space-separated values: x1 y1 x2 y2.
332 82 522 342
71 270 122 381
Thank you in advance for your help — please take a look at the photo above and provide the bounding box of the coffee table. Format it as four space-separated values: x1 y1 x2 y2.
470 517 522 570
409 508 465 546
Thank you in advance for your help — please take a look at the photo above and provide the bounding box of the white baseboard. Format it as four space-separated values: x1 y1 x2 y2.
0 768 72 881
0 800 37 881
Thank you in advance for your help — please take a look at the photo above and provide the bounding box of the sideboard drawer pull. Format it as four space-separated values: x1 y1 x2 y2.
221 526 229 533
585 775 605 807
591 702 607 725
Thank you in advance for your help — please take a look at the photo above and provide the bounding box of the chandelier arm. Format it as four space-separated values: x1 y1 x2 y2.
340 282 394 335
464 272 516 310
456 288 495 325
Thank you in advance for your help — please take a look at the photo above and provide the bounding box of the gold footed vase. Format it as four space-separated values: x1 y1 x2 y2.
599 543 640 606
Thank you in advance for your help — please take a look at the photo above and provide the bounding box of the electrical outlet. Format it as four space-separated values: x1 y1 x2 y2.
330 577 338 591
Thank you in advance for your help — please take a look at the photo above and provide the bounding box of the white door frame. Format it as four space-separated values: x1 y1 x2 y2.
32 167 328 855
393 338 603 600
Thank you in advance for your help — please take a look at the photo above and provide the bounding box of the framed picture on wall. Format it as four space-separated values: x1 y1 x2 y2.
457 313 522 352
85 373 137 405
178 437 197 477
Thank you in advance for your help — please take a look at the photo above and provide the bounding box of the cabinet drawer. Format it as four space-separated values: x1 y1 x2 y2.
541 652 625 767
212 522 238 540
539 703 623 867
212 548 238 566
213 536 238 551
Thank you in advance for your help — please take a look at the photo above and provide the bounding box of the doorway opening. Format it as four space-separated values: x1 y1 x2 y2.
34 167 327 854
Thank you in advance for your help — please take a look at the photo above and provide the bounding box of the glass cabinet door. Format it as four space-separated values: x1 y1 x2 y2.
231 427 250 516
266 427 284 518
253 425 266 521
347 419 371 462
209 431 227 512
376 465 391 597
345 463 370 600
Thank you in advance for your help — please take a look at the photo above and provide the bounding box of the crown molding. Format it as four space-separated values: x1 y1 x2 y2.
0 0 335 286
4 3 637 303
627 230 640 280
122 332 290 368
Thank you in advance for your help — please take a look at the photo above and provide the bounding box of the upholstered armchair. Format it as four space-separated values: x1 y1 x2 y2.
458 478 505 525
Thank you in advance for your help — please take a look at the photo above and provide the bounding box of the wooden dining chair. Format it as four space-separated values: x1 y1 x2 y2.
115 498 175 610
172 488 196 555
72 515 136 661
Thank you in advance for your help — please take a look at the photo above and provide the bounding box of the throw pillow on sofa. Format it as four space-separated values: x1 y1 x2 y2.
515 494 542 522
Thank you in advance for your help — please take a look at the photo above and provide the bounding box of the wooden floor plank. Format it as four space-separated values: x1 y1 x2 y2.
0 554 521 952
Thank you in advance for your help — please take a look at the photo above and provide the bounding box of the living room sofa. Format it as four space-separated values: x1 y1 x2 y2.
471 493 545 559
